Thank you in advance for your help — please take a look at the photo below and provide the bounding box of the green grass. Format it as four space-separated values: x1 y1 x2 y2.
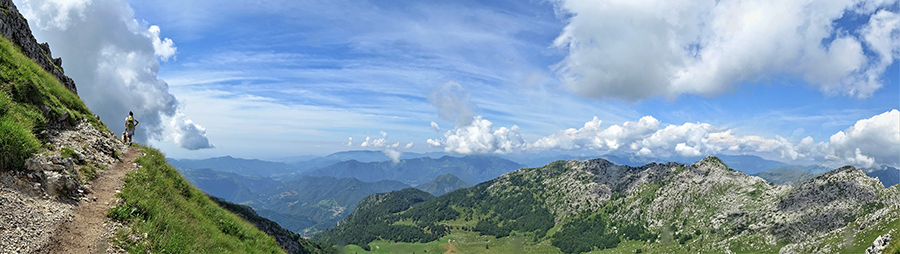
0 36 107 172
60 146 75 159
78 163 102 183
886 234 900 254
108 146 285 254
339 230 563 254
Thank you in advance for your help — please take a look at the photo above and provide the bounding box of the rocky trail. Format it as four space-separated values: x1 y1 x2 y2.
37 146 140 254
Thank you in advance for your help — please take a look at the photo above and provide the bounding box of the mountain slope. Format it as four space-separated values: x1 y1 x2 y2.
314 188 436 250
415 173 471 196
262 176 411 236
208 195 337 254
108 146 292 253
315 157 900 253
305 155 524 186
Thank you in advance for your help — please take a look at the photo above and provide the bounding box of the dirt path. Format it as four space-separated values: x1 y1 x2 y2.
441 243 460 254
39 146 141 254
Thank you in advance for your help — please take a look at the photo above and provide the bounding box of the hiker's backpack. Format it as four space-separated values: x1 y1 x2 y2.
126 116 135 129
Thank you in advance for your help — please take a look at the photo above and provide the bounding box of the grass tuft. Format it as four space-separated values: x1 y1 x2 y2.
108 146 285 253
60 146 75 159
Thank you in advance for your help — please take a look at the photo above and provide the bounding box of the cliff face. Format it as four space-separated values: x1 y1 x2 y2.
0 0 77 95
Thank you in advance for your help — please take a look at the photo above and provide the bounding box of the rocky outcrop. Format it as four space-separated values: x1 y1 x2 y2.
0 0 78 94
866 231 893 254
1 118 126 199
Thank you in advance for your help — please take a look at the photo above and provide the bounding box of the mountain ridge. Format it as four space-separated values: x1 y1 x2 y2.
315 156 900 253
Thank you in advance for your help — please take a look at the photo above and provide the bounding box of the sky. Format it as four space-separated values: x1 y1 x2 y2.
13 0 900 168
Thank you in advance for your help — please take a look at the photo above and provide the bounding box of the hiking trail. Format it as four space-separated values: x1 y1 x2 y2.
38 146 141 254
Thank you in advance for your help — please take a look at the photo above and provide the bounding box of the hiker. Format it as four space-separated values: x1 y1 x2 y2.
124 111 139 144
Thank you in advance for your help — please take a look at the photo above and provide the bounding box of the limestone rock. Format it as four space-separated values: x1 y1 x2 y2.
866 231 893 254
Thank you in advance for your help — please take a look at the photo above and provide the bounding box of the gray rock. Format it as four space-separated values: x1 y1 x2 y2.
866 232 893 254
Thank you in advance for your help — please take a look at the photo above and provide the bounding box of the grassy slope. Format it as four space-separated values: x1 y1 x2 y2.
109 146 286 253
0 36 106 171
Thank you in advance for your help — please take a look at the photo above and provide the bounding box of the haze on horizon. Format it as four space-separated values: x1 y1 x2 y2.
14 0 900 168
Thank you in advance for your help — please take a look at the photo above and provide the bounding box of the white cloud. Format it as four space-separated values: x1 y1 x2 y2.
354 131 405 162
532 116 659 151
168 113 213 150
361 131 389 147
822 109 899 168
430 121 441 132
426 138 443 147
405 142 414 148
18 0 91 30
428 81 476 127
345 137 353 146
383 149 402 164
428 110 900 168
551 0 899 100
433 116 527 154
639 122 723 158
148 25 176 61
16 0 210 149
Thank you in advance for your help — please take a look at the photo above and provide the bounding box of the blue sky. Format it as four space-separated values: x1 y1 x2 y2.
17 0 900 167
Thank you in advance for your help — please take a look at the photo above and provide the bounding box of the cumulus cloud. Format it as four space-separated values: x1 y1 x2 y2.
360 131 389 147
551 0 900 100
168 113 214 150
345 137 353 146
432 116 527 154
355 131 406 162
428 81 476 127
822 109 899 168
426 138 443 147
427 110 900 168
148 25 176 61
532 116 660 151
16 0 211 149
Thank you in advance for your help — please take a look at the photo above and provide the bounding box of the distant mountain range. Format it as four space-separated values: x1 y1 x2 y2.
176 168 280 203
168 156 298 178
866 165 900 187
303 155 525 186
752 167 817 185
753 165 899 188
